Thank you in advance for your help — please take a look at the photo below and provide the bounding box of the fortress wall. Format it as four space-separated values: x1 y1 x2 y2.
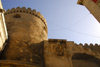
0 7 48 66
72 43 100 67
5 7 48 44
44 39 100 67
73 43 100 54
44 39 73 67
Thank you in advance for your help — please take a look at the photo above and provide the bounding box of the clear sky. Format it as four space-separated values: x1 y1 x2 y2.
2 0 100 44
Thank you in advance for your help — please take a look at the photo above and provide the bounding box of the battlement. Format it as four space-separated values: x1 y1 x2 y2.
44 39 100 59
75 43 100 47
4 7 47 29
48 39 67 44
73 43 100 57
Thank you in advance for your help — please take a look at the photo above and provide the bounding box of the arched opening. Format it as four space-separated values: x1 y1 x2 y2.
72 53 100 67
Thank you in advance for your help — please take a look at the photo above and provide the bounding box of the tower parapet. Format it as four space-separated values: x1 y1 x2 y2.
5 7 47 31
4 7 48 43
1 7 48 66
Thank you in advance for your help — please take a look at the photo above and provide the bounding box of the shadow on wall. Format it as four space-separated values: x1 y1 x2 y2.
72 53 100 67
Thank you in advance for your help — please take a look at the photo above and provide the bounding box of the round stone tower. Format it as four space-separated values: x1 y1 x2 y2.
5 7 48 43
0 7 48 67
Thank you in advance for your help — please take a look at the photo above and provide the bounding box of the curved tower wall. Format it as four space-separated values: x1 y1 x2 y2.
5 7 48 44
3 7 48 63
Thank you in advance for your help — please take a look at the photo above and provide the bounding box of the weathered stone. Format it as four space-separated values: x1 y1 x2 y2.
0 0 100 67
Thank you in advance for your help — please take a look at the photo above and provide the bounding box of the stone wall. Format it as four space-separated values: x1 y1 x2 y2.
44 39 100 67
0 7 47 67
0 5 100 67
44 39 73 67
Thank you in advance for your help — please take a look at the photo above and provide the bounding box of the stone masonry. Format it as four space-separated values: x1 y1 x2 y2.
0 0 100 67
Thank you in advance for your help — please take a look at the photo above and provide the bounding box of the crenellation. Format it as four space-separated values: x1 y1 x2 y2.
4 7 48 33
78 44 83 48
27 8 32 14
79 43 83 46
22 7 26 10
48 39 67 44
95 43 99 46
74 43 78 46
4 7 46 25
37 12 44 21
32 9 36 14
45 39 99 57
16 7 21 12
1 0 100 66
78 43 84 48
83 43 89 49
27 8 31 11
90 43 94 47
10 8 15 12
84 43 89 46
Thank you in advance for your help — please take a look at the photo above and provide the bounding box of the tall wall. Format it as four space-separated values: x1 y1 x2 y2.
44 39 73 67
44 39 100 67
0 7 48 67
0 0 8 51
5 7 48 44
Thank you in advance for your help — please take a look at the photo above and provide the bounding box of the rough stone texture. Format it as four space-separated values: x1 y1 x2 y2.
0 7 47 67
44 39 72 67
0 4 100 67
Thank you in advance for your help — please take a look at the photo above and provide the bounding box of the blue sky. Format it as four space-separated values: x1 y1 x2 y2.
2 0 100 44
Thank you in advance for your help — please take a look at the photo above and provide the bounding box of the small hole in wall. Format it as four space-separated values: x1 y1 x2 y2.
13 14 21 18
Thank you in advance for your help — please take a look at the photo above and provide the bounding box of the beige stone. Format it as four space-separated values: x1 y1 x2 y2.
0 0 100 67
